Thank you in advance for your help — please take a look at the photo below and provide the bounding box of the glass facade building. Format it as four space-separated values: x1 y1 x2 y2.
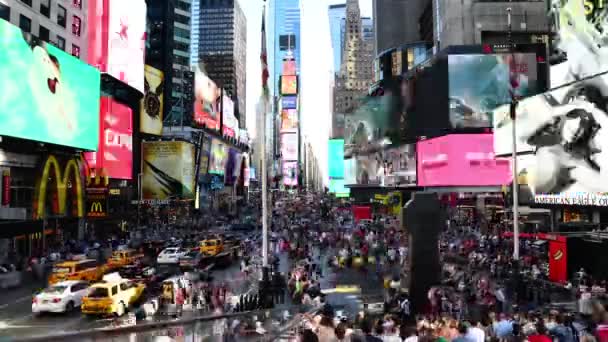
268 0 301 97
329 5 374 77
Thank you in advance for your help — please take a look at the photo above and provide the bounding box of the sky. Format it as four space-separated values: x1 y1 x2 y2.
239 0 372 183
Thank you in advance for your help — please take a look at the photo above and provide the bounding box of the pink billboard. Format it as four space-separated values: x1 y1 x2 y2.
87 0 147 93
416 133 511 187
84 97 133 180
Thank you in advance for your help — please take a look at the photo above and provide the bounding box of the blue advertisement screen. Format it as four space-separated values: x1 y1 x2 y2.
328 139 344 178
282 96 297 109
329 179 350 197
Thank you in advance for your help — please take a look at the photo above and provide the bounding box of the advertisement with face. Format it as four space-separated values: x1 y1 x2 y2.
0 21 100 150
344 94 394 158
281 109 298 133
281 75 298 95
222 95 237 138
448 53 540 128
84 97 133 179
142 141 195 200
384 144 416 186
281 133 298 160
416 134 511 187
283 161 298 186
194 65 221 131
209 139 227 175
493 0 608 204
141 65 164 135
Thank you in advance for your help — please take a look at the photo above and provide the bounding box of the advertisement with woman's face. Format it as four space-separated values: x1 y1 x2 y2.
194 66 220 131
0 22 100 150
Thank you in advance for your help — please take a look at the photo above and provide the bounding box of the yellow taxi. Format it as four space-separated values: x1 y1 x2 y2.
48 259 105 285
199 239 224 256
81 273 145 316
106 249 144 270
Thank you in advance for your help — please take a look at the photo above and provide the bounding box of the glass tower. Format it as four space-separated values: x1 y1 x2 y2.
268 0 301 97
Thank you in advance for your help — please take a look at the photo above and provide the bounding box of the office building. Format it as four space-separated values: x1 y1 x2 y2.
189 0 199 66
330 4 374 76
373 0 426 55
198 0 247 128
1 0 89 60
268 0 301 97
169 0 192 123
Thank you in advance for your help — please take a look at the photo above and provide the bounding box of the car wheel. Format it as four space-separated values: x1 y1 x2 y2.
65 301 75 312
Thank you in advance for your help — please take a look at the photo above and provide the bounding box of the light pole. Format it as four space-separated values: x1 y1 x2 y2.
507 2 520 262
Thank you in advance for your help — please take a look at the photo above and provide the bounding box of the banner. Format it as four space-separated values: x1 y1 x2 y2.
281 75 297 95
142 141 195 200
281 96 297 109
384 144 417 186
221 95 237 138
281 133 298 160
283 161 298 186
209 139 227 175
549 238 568 283
328 139 345 179
193 65 220 131
141 65 164 135
33 155 85 219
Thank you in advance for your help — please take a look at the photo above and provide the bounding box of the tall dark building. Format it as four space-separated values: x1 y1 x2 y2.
198 0 247 128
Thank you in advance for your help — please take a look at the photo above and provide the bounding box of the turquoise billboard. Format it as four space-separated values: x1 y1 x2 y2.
0 20 101 150
328 139 345 179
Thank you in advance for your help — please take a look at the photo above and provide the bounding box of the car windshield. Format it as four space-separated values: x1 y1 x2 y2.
44 285 67 294
87 287 109 298
184 251 198 258
163 248 178 254
52 267 71 273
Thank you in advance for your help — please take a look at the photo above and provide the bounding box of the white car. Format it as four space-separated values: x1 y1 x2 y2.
157 247 188 264
32 280 89 314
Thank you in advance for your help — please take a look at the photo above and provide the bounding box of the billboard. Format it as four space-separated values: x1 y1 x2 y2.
142 141 195 200
282 96 297 109
84 97 133 179
141 65 164 135
198 135 211 176
448 53 541 128
281 133 298 160
0 21 100 150
492 0 608 204
224 148 238 185
344 158 357 185
33 155 85 219
281 75 298 95
343 95 395 158
282 60 296 76
328 139 345 179
384 144 416 186
208 138 227 175
417 134 511 187
194 65 221 131
280 109 298 132
283 161 298 186
221 95 237 138
87 0 147 93
329 178 350 197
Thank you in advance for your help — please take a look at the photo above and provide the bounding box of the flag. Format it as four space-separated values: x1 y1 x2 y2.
260 6 270 100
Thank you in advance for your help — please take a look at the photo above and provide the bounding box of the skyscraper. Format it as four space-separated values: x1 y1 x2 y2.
198 0 247 128
268 0 301 97
329 4 374 77
169 0 193 123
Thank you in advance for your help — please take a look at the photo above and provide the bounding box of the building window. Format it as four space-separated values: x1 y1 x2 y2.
56 36 65 50
0 3 9 21
20 0 32 7
71 44 80 58
40 0 50 17
57 5 67 27
72 15 81 36
19 15 31 33
73 0 82 10
38 25 50 42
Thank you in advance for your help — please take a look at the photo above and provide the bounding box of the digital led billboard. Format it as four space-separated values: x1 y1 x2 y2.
448 53 541 128
416 134 511 187
209 139 227 175
141 65 164 135
282 60 296 76
84 97 133 179
328 139 345 179
87 0 147 93
281 133 298 160
281 75 298 95
384 144 416 186
283 161 298 186
221 95 237 138
142 141 195 200
329 178 350 197
282 96 297 109
194 66 221 131
0 20 100 150
491 0 608 205
280 109 298 133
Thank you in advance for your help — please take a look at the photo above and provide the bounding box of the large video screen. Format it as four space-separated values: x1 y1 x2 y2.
281 133 298 160
222 95 237 138
492 0 608 205
208 138 227 175
328 139 345 179
84 97 133 179
194 66 220 131
448 53 541 128
384 144 416 186
282 96 297 109
142 141 195 200
141 65 164 135
417 134 511 187
280 109 298 132
283 161 298 186
281 75 298 95
0 20 100 150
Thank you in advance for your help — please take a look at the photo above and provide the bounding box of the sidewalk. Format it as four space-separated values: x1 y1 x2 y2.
0 272 44 308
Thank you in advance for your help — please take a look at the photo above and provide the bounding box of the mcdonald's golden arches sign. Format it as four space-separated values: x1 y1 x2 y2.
33 155 85 219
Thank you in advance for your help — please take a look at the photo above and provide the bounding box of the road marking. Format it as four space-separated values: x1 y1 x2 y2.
0 295 32 310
